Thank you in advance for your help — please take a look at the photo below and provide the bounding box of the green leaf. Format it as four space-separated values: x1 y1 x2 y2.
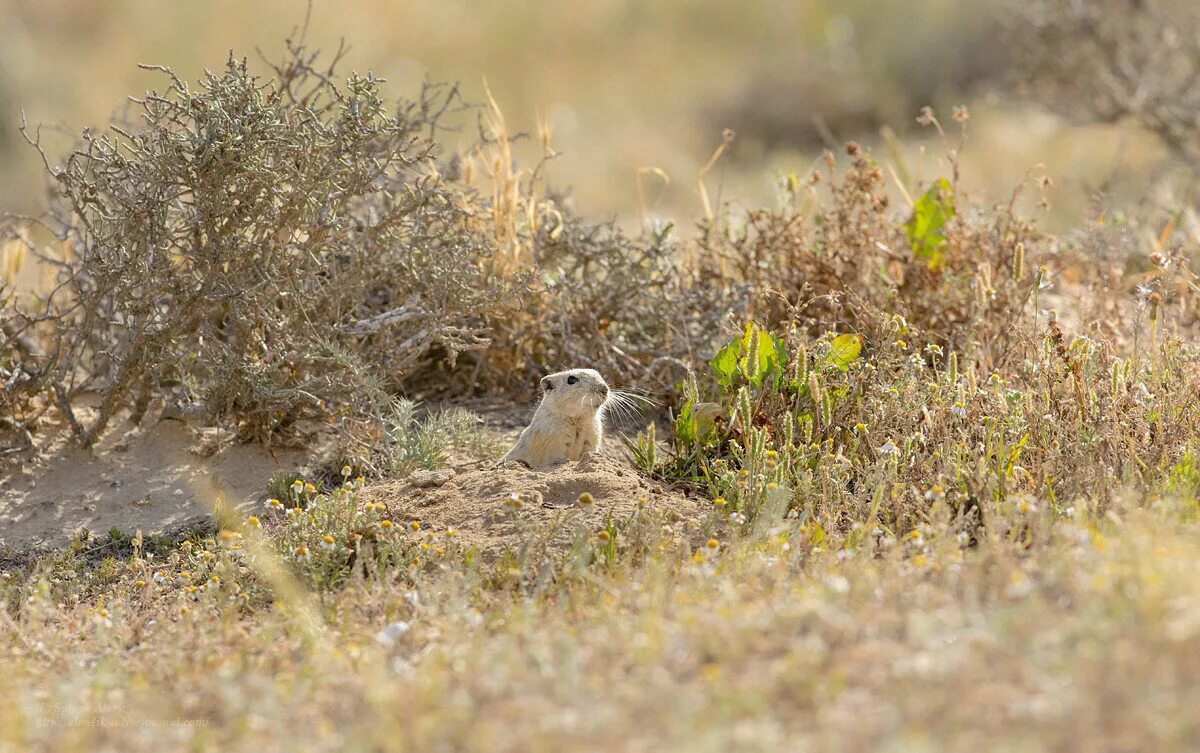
740 323 764 386
904 178 955 270
675 400 698 445
740 324 782 388
710 338 741 389
808 522 825 546
710 322 786 390
825 333 862 372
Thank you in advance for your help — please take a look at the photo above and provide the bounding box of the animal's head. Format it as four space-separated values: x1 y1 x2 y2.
539 368 610 417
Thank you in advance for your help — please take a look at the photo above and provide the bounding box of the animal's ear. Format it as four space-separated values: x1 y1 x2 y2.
541 377 554 391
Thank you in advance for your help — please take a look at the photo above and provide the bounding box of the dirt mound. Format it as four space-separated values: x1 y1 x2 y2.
367 451 702 557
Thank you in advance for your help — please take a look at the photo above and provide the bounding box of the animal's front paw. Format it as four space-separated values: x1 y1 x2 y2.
495 458 533 470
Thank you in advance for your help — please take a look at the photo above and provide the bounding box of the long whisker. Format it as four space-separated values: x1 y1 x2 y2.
614 389 659 407
603 389 655 427
612 400 637 424
609 408 636 429
616 393 653 414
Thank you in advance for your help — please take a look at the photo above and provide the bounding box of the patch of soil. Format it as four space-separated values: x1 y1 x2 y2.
0 413 309 550
0 398 683 558
367 451 702 558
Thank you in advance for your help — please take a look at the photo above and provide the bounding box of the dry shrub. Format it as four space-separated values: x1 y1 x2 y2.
14 43 521 446
8 41 736 450
0 285 34 451
7 36 1165 469
696 137 1038 363
473 204 735 393
1005 0 1200 324
0 237 50 453
425 93 736 396
1010 0 1200 167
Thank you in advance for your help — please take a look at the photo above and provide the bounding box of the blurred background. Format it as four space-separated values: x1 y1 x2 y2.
0 0 1193 231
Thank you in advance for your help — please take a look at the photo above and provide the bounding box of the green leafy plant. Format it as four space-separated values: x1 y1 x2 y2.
825 333 863 372
904 177 955 269
642 325 870 527
709 321 787 390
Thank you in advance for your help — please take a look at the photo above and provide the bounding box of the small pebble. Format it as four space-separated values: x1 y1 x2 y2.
374 621 411 646
409 469 456 488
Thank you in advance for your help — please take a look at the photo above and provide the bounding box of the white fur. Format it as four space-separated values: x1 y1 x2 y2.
501 368 609 467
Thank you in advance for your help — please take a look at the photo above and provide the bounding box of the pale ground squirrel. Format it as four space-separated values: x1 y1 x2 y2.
500 368 644 468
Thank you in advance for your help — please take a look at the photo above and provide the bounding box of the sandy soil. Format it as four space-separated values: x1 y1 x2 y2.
0 414 308 550
1 397 687 558
367 450 702 558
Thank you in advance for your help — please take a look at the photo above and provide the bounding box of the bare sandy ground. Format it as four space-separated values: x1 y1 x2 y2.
0 414 308 550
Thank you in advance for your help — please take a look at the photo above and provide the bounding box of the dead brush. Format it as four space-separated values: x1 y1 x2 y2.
7 40 736 452
1010 0 1200 169
697 136 1040 363
446 95 737 396
11 41 520 448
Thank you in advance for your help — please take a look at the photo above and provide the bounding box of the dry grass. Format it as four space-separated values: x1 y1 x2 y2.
2 487 1198 751
4 10 1200 751
6 194 1200 749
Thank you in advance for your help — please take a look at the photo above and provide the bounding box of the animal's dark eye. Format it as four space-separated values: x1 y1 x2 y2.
567 375 579 385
